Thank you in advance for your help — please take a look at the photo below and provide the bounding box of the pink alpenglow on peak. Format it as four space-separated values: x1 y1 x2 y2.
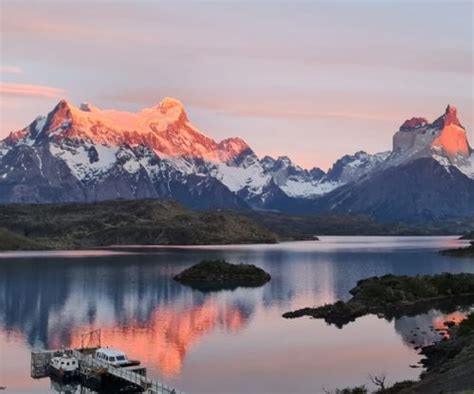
432 105 464 129
217 137 252 162
445 105 462 126
157 97 185 112
4 98 252 162
399 117 429 131
156 97 189 123
432 105 470 159
393 104 471 160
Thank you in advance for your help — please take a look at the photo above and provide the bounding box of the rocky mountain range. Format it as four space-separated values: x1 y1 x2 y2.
0 99 473 223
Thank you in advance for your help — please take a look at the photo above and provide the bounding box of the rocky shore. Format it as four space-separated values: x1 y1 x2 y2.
440 241 474 257
173 259 271 290
283 273 474 393
332 314 474 393
283 273 474 327
372 313 474 393
405 313 474 393
460 231 474 240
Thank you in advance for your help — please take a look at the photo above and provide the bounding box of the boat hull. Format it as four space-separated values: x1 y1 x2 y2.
48 366 79 382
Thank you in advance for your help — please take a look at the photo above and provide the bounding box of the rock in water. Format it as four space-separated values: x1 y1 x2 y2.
173 259 271 290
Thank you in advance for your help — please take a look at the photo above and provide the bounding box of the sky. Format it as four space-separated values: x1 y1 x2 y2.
0 0 472 170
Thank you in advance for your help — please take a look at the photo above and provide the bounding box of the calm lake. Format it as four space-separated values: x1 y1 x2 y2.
1 236 473 394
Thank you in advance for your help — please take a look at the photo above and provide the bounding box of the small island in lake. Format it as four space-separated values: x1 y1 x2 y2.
174 259 271 290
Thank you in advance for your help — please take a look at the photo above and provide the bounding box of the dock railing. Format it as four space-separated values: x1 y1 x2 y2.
71 350 183 394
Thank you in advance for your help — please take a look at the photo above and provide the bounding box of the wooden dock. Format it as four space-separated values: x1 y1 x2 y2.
31 343 183 393
71 349 181 394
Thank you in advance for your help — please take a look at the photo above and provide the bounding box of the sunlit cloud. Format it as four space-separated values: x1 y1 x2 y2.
0 82 65 99
0 66 23 74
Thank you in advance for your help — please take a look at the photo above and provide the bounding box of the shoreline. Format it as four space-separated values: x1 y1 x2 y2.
440 241 474 257
2 239 474 392
283 273 474 392
0 234 466 253
283 274 474 324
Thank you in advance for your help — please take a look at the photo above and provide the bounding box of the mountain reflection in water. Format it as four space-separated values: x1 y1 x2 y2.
68 300 248 377
1 237 474 393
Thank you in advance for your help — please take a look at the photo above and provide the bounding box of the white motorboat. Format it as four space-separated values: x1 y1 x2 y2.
95 347 140 367
49 354 79 380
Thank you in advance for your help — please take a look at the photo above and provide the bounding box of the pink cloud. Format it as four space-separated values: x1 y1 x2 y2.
0 82 65 99
0 66 23 74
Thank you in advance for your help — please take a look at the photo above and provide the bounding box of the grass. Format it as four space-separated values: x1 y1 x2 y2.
0 227 47 251
352 273 474 306
0 200 278 250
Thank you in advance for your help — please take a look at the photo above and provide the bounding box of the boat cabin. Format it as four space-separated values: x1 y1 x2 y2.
49 355 79 379
51 356 78 372
95 348 131 367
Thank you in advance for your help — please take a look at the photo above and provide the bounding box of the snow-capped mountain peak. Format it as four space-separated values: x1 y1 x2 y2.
1 101 472 213
155 97 188 122
217 137 252 163
4 98 254 162
325 150 390 184
1 98 333 205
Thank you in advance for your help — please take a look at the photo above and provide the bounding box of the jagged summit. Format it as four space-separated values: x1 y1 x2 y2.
432 104 464 129
399 117 428 131
157 97 185 110
3 98 252 162
393 104 471 161
432 105 470 159
48 99 73 120
1 100 472 213
217 137 252 162
399 105 463 132
156 97 188 122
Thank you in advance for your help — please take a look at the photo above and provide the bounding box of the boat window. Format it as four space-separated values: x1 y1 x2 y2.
109 357 116 362
72 361 76 365
61 362 65 365
67 362 70 366
116 356 126 361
